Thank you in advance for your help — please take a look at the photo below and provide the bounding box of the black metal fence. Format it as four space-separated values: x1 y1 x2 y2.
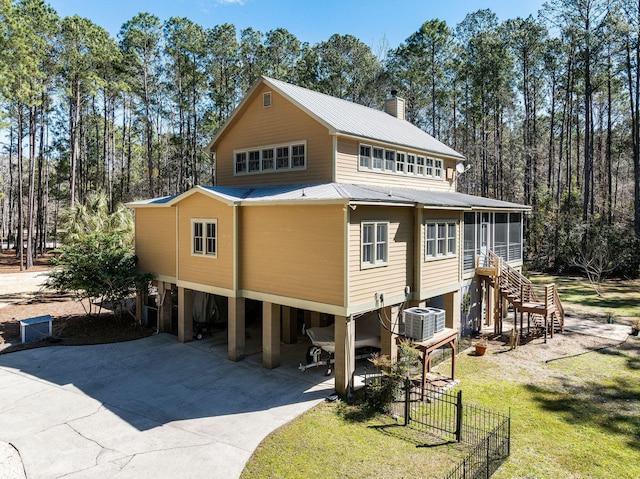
365 375 510 479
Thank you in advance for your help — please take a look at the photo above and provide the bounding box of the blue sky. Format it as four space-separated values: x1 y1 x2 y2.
47 0 547 49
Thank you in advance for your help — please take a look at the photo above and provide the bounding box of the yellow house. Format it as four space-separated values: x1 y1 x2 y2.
128 77 528 395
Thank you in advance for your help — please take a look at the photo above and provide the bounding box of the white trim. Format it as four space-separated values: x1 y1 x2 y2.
190 218 218 258
240 289 347 316
424 219 458 261
360 220 389 269
177 280 235 298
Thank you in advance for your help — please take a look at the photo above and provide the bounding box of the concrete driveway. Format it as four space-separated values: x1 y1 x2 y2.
0 335 329 479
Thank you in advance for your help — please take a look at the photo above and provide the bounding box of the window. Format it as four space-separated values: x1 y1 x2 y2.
362 221 388 268
407 154 416 174
235 152 247 174
263 91 272 107
426 158 434 176
372 147 384 170
291 144 305 168
396 152 406 173
425 220 456 260
276 146 290 169
262 148 274 171
435 159 443 178
425 223 435 257
192 219 217 257
233 141 307 175
355 143 448 182
385 150 395 171
360 145 371 168
248 150 260 172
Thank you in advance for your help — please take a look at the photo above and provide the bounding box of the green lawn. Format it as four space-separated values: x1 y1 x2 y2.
529 273 640 320
241 276 640 479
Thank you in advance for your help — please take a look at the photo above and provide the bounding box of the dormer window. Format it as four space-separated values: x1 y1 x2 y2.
263 91 272 108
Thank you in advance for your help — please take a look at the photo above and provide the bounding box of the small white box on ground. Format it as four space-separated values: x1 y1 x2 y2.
20 315 53 344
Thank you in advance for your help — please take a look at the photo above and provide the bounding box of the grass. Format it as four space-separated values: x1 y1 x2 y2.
528 273 640 320
241 275 640 479
242 337 640 479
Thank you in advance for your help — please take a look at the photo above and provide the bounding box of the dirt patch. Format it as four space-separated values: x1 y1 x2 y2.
0 249 54 273
0 251 155 353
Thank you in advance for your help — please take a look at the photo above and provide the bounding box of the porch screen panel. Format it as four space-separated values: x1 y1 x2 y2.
508 213 522 260
494 213 508 260
463 212 475 271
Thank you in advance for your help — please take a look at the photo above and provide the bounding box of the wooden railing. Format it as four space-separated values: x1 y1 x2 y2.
476 251 564 340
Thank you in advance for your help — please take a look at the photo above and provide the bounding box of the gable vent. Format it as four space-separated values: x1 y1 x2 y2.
263 91 272 108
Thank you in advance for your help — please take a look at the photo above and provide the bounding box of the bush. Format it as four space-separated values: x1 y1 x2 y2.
45 232 152 318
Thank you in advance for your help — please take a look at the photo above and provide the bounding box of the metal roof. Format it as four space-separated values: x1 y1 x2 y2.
208 76 465 161
128 183 529 211
262 77 465 160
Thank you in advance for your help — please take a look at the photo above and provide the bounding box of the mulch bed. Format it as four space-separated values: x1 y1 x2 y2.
0 249 155 354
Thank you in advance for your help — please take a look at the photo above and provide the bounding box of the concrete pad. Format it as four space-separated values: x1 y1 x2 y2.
0 334 328 479
0 441 26 479
563 315 630 342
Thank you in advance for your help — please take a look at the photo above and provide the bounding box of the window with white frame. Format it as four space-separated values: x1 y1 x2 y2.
385 150 395 171
425 220 456 260
372 147 384 170
276 146 289 169
407 154 416 174
192 219 217 257
362 221 388 267
360 144 371 168
291 144 305 168
396 152 406 173
262 148 274 171
235 152 247 174
426 158 434 176
435 159 443 178
355 143 447 181
234 141 306 175
248 150 260 172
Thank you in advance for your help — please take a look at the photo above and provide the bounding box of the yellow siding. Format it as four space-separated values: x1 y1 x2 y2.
135 208 176 278
214 84 334 187
348 206 414 306
239 204 345 306
421 210 462 293
336 137 457 191
177 193 234 290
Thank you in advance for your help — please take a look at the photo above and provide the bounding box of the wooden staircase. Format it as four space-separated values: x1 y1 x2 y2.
476 250 564 343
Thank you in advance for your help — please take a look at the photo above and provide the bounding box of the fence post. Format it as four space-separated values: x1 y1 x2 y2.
404 378 411 426
455 390 463 442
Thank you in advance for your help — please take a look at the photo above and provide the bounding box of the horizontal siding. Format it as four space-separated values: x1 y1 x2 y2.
348 206 414 306
422 257 460 291
177 193 234 290
336 137 457 191
421 211 462 292
135 208 176 277
215 84 334 187
239 204 345 306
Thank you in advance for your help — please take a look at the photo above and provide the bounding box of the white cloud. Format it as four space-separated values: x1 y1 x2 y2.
217 0 247 5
